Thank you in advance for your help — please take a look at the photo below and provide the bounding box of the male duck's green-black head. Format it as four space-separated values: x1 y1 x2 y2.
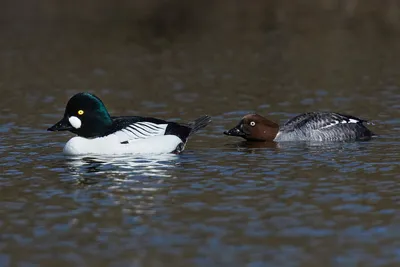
48 92 113 138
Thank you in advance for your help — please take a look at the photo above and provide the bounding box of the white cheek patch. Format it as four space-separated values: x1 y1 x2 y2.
69 116 82 129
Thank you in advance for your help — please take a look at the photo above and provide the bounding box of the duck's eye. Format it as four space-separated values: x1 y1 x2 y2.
250 121 256 127
78 110 84 115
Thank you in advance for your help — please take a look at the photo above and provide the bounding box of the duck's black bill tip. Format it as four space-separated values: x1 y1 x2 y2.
47 118 73 132
224 127 245 137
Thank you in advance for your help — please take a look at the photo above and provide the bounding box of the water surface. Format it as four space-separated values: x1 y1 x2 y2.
1 10 400 266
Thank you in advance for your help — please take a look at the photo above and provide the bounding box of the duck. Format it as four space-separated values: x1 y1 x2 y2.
48 92 211 155
224 112 375 142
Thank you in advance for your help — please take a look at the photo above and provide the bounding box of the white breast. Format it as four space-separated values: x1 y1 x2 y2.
63 134 183 155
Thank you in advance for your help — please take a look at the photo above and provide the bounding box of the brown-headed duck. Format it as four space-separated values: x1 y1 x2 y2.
224 112 375 142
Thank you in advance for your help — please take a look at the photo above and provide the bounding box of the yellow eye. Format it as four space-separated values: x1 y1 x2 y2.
78 110 84 115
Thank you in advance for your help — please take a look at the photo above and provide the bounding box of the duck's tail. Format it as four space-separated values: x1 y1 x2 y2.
188 115 212 136
171 115 211 154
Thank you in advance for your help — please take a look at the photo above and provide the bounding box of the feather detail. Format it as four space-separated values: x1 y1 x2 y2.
113 122 168 143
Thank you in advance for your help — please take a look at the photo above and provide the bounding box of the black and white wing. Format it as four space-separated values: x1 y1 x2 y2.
110 117 169 143
109 115 211 144
317 113 367 130
281 112 367 132
277 112 374 141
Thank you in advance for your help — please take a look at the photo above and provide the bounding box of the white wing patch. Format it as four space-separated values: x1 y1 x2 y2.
320 120 339 129
114 122 168 143
320 118 360 129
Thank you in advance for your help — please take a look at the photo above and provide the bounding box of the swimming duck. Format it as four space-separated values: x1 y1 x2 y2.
48 92 211 155
224 112 375 142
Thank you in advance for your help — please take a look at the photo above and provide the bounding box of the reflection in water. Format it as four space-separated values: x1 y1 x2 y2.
224 140 276 149
64 154 180 215
227 139 371 154
66 153 179 179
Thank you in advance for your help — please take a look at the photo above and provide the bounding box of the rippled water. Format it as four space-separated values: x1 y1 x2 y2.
1 26 400 266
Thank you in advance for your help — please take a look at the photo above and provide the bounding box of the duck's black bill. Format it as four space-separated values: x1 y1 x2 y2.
47 117 73 131
224 125 245 137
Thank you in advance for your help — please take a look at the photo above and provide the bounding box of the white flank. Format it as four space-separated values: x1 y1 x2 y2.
273 131 281 141
348 119 359 123
63 134 182 155
69 116 82 129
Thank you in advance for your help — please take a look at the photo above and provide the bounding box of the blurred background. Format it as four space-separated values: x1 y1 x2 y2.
1 0 400 110
1 1 400 267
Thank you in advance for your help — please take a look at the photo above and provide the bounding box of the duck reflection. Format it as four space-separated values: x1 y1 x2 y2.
224 141 278 153
65 153 179 183
227 139 367 154
63 154 180 215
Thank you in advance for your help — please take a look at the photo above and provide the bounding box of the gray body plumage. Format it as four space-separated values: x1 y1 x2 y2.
273 112 374 142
